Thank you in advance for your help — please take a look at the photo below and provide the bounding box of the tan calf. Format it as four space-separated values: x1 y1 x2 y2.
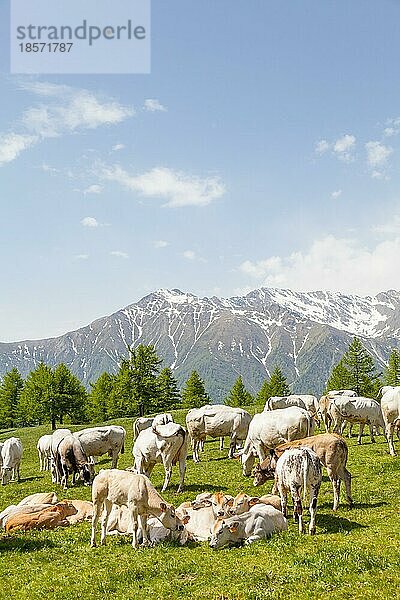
5 501 77 532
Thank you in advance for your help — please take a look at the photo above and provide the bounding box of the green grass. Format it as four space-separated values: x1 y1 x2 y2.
0 410 399 600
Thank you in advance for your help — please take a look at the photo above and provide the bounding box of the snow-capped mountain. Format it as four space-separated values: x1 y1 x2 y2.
1 287 399 400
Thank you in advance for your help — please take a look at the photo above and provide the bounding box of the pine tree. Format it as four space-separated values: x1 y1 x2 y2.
325 359 352 393
108 359 134 418
225 376 253 407
383 348 400 386
341 337 379 397
181 371 209 409
267 367 291 397
156 367 181 412
53 363 87 424
18 362 55 427
0 368 24 428
88 372 114 422
256 380 271 407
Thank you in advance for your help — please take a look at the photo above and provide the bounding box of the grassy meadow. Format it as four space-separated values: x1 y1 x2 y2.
0 408 399 600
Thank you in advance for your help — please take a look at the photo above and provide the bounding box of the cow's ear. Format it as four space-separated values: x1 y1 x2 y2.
248 497 260 507
228 521 239 534
160 502 167 512
182 515 190 524
225 498 234 507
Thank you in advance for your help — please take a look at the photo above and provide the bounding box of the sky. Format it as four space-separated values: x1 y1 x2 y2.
1 0 400 341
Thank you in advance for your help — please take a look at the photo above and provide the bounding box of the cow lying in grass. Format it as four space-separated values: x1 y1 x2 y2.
5 501 77 532
209 504 287 549
252 433 352 511
226 492 282 515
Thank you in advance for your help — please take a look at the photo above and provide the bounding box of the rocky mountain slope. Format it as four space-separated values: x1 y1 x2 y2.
1 288 399 401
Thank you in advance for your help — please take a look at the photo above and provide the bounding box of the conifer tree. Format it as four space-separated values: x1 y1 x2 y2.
341 337 379 397
325 359 352 393
181 371 209 409
156 367 181 412
225 376 253 407
256 380 271 407
267 367 291 397
383 348 400 386
18 362 54 427
0 368 24 428
88 372 114 422
53 363 87 423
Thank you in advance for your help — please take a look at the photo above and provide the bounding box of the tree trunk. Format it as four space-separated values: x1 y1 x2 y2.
51 415 56 430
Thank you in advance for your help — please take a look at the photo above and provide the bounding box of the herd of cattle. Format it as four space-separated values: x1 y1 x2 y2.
0 385 399 549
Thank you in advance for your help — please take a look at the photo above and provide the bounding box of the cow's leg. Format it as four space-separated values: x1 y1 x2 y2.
340 467 353 506
128 503 139 548
348 423 353 439
327 466 340 511
228 434 236 459
138 514 149 546
386 423 396 457
369 423 376 443
91 500 103 547
38 451 43 471
309 484 320 535
111 451 118 469
100 499 112 546
291 485 303 534
177 457 186 493
17 464 20 482
193 440 200 463
279 486 287 519
161 460 172 492
219 437 224 451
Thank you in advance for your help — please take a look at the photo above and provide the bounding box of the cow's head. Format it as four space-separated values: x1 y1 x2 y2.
241 446 256 477
191 492 233 517
228 493 260 516
209 518 241 550
80 464 92 486
1 467 12 486
157 502 183 532
252 450 278 486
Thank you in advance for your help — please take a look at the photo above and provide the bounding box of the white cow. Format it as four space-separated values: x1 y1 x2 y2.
50 429 72 484
319 390 357 432
328 390 357 397
186 405 251 462
381 386 400 456
90 469 186 548
209 504 287 549
74 426 126 470
133 413 173 440
274 447 322 535
241 407 314 476
132 422 188 492
330 396 385 444
106 505 189 544
1 437 23 485
37 434 52 471
264 396 307 412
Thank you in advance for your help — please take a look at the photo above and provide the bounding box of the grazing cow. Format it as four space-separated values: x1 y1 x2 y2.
186 405 251 462
209 504 287 549
106 505 189 544
226 492 282 516
56 434 92 489
5 501 77 532
381 386 400 457
50 429 72 484
90 469 186 548
132 421 188 492
241 407 314 477
37 434 52 471
330 396 385 443
133 413 173 440
274 447 322 535
1 437 23 485
264 396 307 412
74 425 126 470
253 433 352 511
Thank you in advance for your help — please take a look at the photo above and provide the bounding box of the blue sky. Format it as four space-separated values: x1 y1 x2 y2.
1 0 400 341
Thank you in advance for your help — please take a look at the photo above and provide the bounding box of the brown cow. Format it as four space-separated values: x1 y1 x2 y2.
252 433 352 511
5 501 77 532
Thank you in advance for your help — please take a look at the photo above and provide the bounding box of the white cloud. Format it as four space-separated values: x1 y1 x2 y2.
365 141 392 167
373 215 400 235
383 117 400 137
331 190 342 199
239 234 400 296
74 254 89 260
81 216 99 228
0 133 38 165
0 83 134 167
41 162 59 173
153 240 169 248
84 184 103 195
315 140 330 155
143 99 167 112
99 165 226 208
112 143 125 152
110 250 129 259
183 250 196 260
315 134 356 162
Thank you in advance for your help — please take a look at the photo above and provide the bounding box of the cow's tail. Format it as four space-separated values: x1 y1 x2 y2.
133 420 139 441
303 451 309 502
172 427 187 466
121 429 126 454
